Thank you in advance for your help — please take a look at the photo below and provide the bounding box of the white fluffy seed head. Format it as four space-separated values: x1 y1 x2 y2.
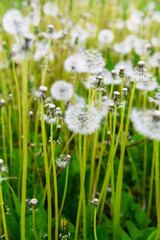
50 80 73 101
65 104 101 135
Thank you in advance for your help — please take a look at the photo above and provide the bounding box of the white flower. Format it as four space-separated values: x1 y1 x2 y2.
50 80 73 101
70 25 88 45
43 1 59 17
149 52 160 67
103 69 121 85
65 104 101 135
64 54 88 73
33 40 54 61
2 9 29 35
131 108 160 140
98 29 114 45
114 41 132 54
114 61 133 78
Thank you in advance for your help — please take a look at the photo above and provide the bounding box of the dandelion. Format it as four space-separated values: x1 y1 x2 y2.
50 80 74 101
148 87 160 106
65 104 101 135
64 54 88 73
98 29 114 45
33 40 54 61
56 155 71 168
43 1 59 17
149 52 160 68
2 9 29 35
131 108 160 140
103 69 121 85
70 25 88 45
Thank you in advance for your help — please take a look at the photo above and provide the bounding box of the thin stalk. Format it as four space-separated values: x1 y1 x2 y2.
113 80 137 240
0 180 9 240
40 100 52 240
59 166 69 217
74 134 83 240
99 104 117 222
88 130 99 202
147 142 155 217
50 120 58 240
32 206 38 240
94 208 98 240
82 135 87 240
155 140 160 239
8 104 13 168
21 57 28 240
1 107 7 165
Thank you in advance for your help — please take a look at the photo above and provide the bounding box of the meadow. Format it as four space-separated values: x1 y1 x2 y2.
0 0 160 239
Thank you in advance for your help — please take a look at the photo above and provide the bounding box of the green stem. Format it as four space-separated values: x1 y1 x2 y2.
0 180 9 240
41 38 51 86
8 104 13 168
155 140 160 239
113 80 137 240
21 57 28 240
32 206 38 240
147 142 155 217
51 120 58 240
59 166 69 217
94 208 98 240
1 107 7 165
40 100 52 240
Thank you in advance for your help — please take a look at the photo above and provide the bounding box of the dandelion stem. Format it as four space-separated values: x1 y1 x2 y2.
40 100 52 240
8 104 13 168
59 166 69 217
32 206 38 240
113 80 137 240
1 106 7 165
0 181 9 240
50 120 59 240
94 208 98 240
21 57 28 240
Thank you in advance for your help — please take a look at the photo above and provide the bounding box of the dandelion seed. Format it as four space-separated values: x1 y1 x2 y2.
50 80 73 101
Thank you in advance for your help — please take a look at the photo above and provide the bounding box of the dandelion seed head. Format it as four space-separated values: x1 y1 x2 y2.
43 1 59 17
50 80 73 101
98 29 114 45
2 9 29 35
131 108 160 140
56 155 71 168
65 104 101 135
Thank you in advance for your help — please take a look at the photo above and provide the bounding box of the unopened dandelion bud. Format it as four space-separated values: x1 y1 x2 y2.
0 159 3 171
29 198 38 208
93 198 99 208
48 24 54 34
123 88 128 98
113 91 120 102
29 111 34 118
0 99 5 107
8 93 13 103
111 70 117 79
56 107 62 116
119 66 125 77
109 102 115 112
23 33 35 50
137 61 145 73
145 43 151 51
39 85 48 93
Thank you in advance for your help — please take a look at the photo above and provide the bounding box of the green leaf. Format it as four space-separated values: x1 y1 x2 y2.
7 182 21 216
126 220 143 240
119 227 131 240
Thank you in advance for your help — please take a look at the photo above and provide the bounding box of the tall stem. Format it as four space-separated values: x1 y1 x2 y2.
21 57 28 240
50 120 59 240
40 100 52 240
